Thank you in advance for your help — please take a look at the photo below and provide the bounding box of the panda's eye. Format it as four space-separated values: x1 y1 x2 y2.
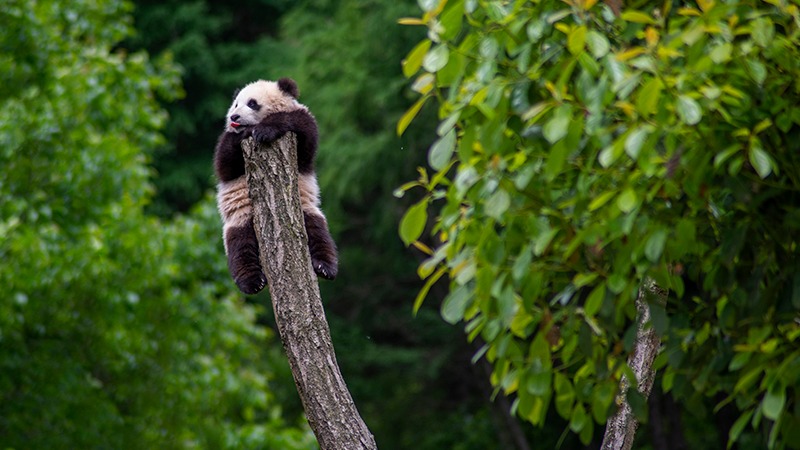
247 99 260 110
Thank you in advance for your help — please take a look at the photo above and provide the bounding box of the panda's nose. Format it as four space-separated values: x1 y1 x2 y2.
230 114 240 122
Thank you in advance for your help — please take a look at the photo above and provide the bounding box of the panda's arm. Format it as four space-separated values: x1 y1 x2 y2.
214 131 247 182
252 110 319 175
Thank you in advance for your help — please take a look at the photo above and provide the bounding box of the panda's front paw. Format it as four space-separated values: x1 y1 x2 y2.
252 124 281 144
312 258 338 281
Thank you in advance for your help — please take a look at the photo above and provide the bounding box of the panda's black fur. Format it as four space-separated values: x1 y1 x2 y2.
214 78 338 294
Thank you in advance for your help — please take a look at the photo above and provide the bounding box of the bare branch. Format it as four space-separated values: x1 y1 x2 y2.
601 279 665 450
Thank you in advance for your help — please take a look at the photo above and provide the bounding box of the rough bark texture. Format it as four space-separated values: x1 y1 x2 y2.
242 135 377 450
600 279 665 450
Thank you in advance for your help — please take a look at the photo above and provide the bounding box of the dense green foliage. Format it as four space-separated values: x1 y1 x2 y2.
400 0 800 448
0 1 314 447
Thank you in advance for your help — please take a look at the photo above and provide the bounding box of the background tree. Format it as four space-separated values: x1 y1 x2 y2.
0 1 313 447
399 0 800 448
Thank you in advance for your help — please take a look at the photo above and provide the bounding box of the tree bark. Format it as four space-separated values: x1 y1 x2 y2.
600 279 665 450
242 135 377 450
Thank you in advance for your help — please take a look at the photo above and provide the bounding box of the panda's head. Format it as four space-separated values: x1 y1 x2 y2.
226 78 302 133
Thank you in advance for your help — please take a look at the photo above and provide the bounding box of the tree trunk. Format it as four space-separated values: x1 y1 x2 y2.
242 135 377 450
600 279 665 450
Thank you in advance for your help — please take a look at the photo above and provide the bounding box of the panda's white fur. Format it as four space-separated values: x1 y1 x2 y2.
216 173 323 250
226 80 304 132
214 78 337 294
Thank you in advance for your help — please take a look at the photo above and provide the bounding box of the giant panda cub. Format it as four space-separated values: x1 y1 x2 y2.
214 78 338 294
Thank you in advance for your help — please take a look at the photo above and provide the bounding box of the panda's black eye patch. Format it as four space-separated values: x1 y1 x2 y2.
247 99 261 111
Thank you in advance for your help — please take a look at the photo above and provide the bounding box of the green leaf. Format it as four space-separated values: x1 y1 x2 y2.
526 371 551 396
586 30 610 58
762 384 786 421
441 283 472 324
544 141 568 181
428 129 456 171
397 95 428 136
543 105 572 144
621 10 656 24
624 126 649 160
423 44 450 72
584 283 605 317
751 17 775 48
414 266 446 314
534 228 558 256
747 59 767 85
512 245 533 282
676 95 702 125
616 188 638 213
402 40 432 77
710 43 732 64
588 191 616 211
749 145 774 179
554 373 575 418
728 410 754 448
485 188 510 220
439 0 464 40
568 25 587 55
734 368 762 393
645 229 667 262
399 199 428 246
579 419 594 445
569 403 588 433
636 77 663 117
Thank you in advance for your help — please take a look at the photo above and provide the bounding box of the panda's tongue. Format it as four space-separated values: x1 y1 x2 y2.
231 122 241 128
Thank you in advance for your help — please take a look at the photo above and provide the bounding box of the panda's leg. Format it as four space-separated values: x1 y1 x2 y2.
224 220 267 294
303 211 338 280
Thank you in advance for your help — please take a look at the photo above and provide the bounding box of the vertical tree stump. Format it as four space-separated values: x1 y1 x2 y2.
601 279 665 450
242 134 377 450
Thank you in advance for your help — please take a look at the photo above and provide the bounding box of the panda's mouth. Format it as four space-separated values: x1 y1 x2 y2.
230 122 241 128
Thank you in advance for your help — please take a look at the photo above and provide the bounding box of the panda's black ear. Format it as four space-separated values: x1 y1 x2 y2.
278 78 299 99
232 88 240 101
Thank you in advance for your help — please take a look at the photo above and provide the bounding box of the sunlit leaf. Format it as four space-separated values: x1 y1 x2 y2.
616 188 638 213
423 44 450 72
636 77 663 116
676 95 702 125
624 126 649 160
441 284 472 324
429 128 456 170
749 143 774 179
621 10 656 24
402 40 432 77
567 25 587 55
586 31 610 58
399 199 428 246
543 105 571 143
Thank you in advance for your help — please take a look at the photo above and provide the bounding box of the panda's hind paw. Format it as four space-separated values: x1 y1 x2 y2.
313 260 338 281
236 271 267 295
